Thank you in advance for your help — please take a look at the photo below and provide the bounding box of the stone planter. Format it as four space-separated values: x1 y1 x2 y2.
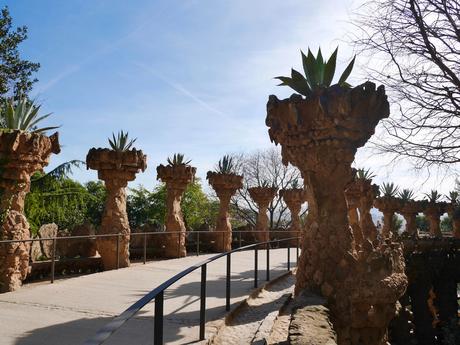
400 201 424 237
207 172 243 252
266 82 407 345
374 197 402 238
157 164 196 258
0 130 60 292
280 188 307 246
248 187 277 243
87 148 146 269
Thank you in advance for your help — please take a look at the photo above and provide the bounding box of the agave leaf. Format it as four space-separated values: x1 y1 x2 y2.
338 55 356 85
300 50 312 89
315 47 325 86
323 47 338 86
305 49 318 88
31 126 60 134
21 105 43 129
291 69 310 96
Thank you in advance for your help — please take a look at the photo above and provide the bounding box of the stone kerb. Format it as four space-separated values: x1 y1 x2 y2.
86 148 147 270
157 164 196 258
280 188 306 246
248 186 277 243
207 172 243 252
266 82 407 345
0 130 60 293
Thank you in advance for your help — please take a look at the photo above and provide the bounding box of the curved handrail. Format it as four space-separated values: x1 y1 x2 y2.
84 236 299 345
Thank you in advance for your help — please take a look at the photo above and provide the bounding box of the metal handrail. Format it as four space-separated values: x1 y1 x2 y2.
84 236 300 345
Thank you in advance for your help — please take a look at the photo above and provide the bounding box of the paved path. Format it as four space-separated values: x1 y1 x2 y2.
0 248 296 345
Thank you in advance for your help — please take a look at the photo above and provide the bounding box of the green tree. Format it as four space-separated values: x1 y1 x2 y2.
416 214 429 232
0 6 40 100
440 215 453 232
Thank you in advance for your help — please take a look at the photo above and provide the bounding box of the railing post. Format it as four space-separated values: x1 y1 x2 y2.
154 291 164 345
116 234 120 269
287 243 291 271
50 238 56 283
200 264 207 340
197 231 200 256
143 232 147 264
226 253 231 311
266 243 270 281
254 246 258 288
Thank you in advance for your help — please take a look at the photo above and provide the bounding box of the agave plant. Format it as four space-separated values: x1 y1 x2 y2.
425 190 442 203
398 189 415 202
381 182 399 198
447 191 459 204
0 97 59 134
356 168 375 181
108 130 136 152
167 153 192 167
275 47 355 98
215 155 235 174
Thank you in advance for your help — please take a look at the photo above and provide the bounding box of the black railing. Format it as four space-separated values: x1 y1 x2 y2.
0 230 299 284
83 236 300 345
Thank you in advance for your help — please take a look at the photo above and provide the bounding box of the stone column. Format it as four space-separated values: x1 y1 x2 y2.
248 187 277 243
374 197 401 238
266 82 407 345
280 188 306 246
357 181 379 243
424 202 444 238
345 182 363 250
207 172 243 252
0 131 60 292
157 164 196 258
446 203 460 238
87 148 146 270
400 201 423 237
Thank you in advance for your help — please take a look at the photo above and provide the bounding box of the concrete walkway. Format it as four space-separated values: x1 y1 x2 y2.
0 248 296 345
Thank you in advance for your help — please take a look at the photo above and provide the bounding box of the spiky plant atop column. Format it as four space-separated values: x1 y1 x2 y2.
86 131 146 270
0 98 60 292
423 190 445 238
374 182 403 238
157 154 196 258
266 47 407 345
207 155 243 252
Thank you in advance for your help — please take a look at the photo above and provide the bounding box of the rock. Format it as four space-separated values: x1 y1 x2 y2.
38 223 58 258
30 238 43 262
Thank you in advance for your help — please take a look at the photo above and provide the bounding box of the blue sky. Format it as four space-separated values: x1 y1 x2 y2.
3 0 456 195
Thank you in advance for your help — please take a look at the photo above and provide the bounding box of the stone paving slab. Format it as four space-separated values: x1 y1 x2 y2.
0 248 295 345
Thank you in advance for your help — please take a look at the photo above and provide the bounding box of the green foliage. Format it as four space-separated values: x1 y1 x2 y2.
167 153 191 166
392 214 403 233
108 130 136 152
398 189 415 202
216 155 235 174
356 168 375 181
416 214 429 232
424 190 442 203
0 97 59 133
0 6 40 101
275 46 355 97
381 182 398 197
440 215 453 232
447 191 459 204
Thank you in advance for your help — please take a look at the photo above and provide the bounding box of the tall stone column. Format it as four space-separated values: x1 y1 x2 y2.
248 187 277 243
374 197 401 238
0 131 60 292
400 201 423 237
357 181 379 243
446 203 460 238
87 148 146 270
345 182 363 250
266 83 407 345
424 202 444 238
280 188 306 246
207 172 243 252
157 164 195 258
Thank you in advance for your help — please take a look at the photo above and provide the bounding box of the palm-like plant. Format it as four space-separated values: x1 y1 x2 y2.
167 153 192 167
0 97 59 134
425 190 442 203
275 47 355 98
447 191 459 204
108 130 136 152
398 189 415 202
381 182 399 198
356 168 375 181
215 155 235 174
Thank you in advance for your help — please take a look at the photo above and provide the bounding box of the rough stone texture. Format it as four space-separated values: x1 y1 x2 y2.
446 203 460 238
38 223 58 258
424 202 445 238
157 164 196 258
400 201 424 237
289 291 337 345
345 181 364 250
29 238 42 262
248 187 277 243
280 188 306 246
207 172 243 252
57 223 98 258
357 180 379 243
0 130 60 293
86 148 146 270
266 82 408 345
374 197 402 238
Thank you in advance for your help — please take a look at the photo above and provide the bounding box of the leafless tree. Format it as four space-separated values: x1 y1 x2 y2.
230 147 306 229
350 0 460 169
